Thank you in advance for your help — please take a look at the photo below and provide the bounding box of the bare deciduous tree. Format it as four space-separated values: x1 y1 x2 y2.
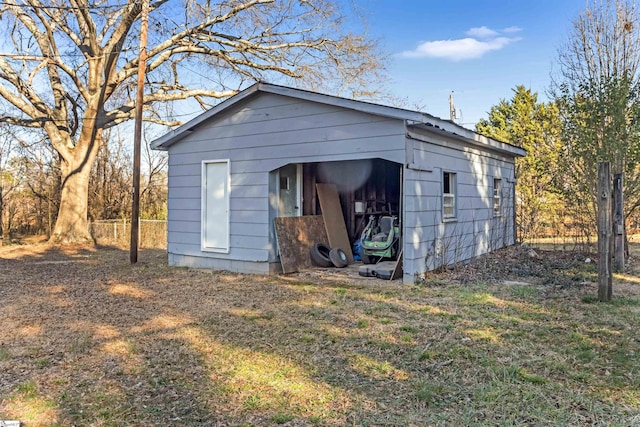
554 0 640 232
141 134 167 220
0 125 18 237
12 132 61 236
0 0 385 243
88 128 132 221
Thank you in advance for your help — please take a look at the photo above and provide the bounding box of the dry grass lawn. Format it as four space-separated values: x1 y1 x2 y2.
1 240 639 426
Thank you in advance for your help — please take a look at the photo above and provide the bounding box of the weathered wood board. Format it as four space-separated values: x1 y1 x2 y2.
391 248 403 280
316 183 355 264
274 215 328 273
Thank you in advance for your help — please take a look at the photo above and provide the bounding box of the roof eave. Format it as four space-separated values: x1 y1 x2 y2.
407 124 526 158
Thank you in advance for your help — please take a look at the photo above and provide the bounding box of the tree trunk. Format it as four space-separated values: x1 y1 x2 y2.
0 187 4 237
597 162 613 302
49 134 102 244
613 173 624 272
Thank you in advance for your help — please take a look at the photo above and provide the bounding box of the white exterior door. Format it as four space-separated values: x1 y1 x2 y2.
202 160 230 252
278 164 301 217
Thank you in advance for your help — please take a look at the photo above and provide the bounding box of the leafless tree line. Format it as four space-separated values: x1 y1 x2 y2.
0 125 166 240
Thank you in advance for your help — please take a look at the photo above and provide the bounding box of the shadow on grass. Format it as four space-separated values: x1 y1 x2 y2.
0 243 639 425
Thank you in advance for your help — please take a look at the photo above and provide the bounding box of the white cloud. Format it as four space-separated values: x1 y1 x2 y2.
466 26 499 38
399 26 523 61
503 26 523 33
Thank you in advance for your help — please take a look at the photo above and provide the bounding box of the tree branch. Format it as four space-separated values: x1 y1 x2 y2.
103 87 236 127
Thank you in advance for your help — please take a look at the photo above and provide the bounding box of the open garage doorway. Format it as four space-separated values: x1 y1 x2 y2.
301 159 402 243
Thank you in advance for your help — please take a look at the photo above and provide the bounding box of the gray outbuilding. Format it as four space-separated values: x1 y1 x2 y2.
151 82 525 283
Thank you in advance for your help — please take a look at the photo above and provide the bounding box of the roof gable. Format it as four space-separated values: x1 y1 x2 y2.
151 82 525 158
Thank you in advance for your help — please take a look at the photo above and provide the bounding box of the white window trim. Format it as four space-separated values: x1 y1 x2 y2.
442 171 457 221
493 178 502 217
201 159 230 253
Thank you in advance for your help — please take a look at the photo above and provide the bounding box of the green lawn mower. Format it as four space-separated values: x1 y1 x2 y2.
360 215 400 264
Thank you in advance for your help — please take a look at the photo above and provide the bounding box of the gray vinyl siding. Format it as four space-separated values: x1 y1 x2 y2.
402 132 517 283
166 93 406 270
162 89 521 281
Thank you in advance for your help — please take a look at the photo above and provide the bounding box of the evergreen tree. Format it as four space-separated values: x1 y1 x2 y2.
477 86 563 241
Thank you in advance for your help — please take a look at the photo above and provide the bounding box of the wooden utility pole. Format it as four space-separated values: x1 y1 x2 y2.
613 173 624 272
597 162 612 302
130 0 149 264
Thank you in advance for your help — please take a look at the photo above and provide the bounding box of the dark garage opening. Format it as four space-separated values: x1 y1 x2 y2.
301 159 402 243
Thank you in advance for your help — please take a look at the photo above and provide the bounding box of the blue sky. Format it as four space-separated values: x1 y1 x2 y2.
361 0 586 128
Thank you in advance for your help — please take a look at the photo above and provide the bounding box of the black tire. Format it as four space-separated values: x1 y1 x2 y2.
361 252 377 265
310 243 333 267
329 248 348 268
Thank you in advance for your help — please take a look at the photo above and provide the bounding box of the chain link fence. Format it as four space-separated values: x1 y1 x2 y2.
87 209 639 253
521 203 640 252
89 219 167 249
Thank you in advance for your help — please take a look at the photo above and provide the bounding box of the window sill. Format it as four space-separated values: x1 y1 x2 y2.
201 246 230 254
442 217 458 223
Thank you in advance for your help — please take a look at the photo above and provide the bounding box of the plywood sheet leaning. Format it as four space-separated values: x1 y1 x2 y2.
316 183 355 264
274 215 328 274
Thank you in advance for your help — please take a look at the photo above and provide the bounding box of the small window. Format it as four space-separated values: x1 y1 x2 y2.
443 171 456 219
280 176 290 191
493 178 502 216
